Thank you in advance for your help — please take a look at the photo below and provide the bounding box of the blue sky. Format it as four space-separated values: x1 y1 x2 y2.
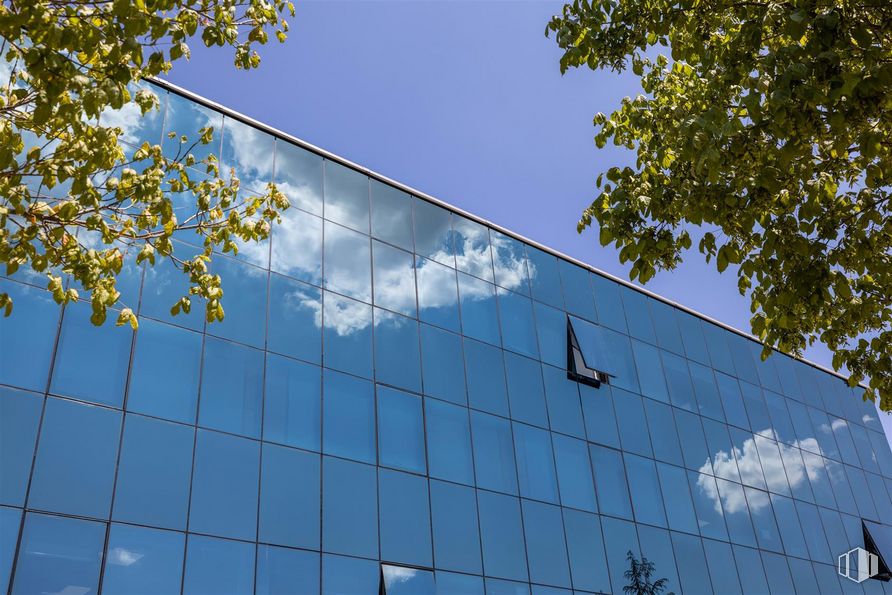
164 0 891 436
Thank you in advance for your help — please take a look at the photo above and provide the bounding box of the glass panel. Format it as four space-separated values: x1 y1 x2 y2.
471 411 518 495
562 509 611 593
11 513 105 595
600 327 640 393
702 538 742 594
731 545 770 594
525 245 563 308
374 309 422 392
102 524 185 595
670 532 713 595
0 507 20 593
826 458 858 515
321 554 378 595
378 386 426 474
486 579 530 595
635 526 681 595
674 408 711 472
497 288 539 358
182 534 254 595
259 443 320 549
589 444 632 519
163 92 222 163
795 500 831 563
373 240 417 318
663 351 696 412
199 336 263 438
29 397 120 518
552 434 597 512
324 220 371 302
560 261 598 323
208 254 267 349
769 493 808 558
779 444 814 503
141 241 205 330
581 384 620 448
715 372 749 430
271 208 323 285
189 429 259 541
632 340 669 402
760 551 796 595
650 300 684 355
591 273 627 331
715 478 757 547
513 422 558 503
785 558 821 595
856 426 883 474
430 480 482 574
676 311 710 364
322 456 378 558
382 565 436 595
688 471 728 540
420 324 466 405
464 338 509 416
436 571 484 595
414 198 455 266
453 216 494 282
644 398 684 466
128 319 202 424
727 334 759 385
600 516 640 594
425 397 474 485
802 450 837 508
505 352 548 428
626 454 668 527
324 160 369 232
0 388 41 506
831 417 860 465
742 381 773 436
702 322 735 375
0 280 57 392
323 291 373 379
690 361 725 421
621 290 656 344
534 302 566 368
416 256 460 332
522 500 571 588
845 464 879 520
51 300 132 407
728 427 767 490
113 414 193 530
753 435 792 496
656 462 698 535
744 487 783 552
457 272 500 345
751 344 783 394
542 365 585 438
613 388 653 457
477 490 529 582
256 545 319 595
322 369 375 464
764 390 797 445
379 469 432 567
370 180 413 251
268 274 322 364
263 354 321 451
701 418 741 484
273 140 323 215
490 230 530 295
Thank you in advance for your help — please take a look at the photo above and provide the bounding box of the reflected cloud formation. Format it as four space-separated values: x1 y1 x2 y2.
382 565 418 588
108 546 144 566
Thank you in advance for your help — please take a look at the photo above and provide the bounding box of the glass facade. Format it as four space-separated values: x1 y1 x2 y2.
1 80 892 595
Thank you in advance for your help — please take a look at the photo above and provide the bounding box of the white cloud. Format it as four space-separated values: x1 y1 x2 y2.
382 566 419 588
108 547 144 567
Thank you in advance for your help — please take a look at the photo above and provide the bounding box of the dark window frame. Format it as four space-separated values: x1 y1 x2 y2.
567 316 611 388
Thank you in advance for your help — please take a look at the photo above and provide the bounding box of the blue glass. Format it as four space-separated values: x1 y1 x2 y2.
621 290 656 344
525 245 563 308
322 369 375 464
471 411 518 495
522 500 571 588
613 388 653 457
51 301 131 407
818 457 853 514
656 462 698 534
701 418 741 484
102 524 185 595
631 529 678 595
811 563 843 595
414 198 455 266
632 340 669 402
513 422 558 503
273 140 323 214
581 384 620 448
751 344 783 394
552 434 597 512
562 509 610 593
486 579 530 595
259 443 320 549
831 417 860 465
772 354 803 401
465 338 509 416
626 454 668 528
845 464 879 520
689 361 725 421
324 220 371 302
113 414 193 530
490 230 530 295
760 551 796 595
858 426 884 474
589 444 632 519
271 208 323 285
763 390 796 446
560 261 597 322
378 386 426 473
674 409 711 471
0 506 20 592
866 473 892 521
688 471 728 540
809 407 843 462
322 456 378 558
128 318 201 423
322 554 378 595
11 513 105 595
541 365 585 438
670 532 713 595
382 565 436 595
141 240 205 330
372 240 417 317
731 545 770 594
779 445 814 503
264 354 321 451
650 300 685 355
29 397 120 518
741 381 773 437
162 91 222 163
787 399 817 449
457 272 500 345
189 430 259 540
497 288 539 358
600 516 640 594
374 309 422 392
324 160 369 232
533 302 566 368
715 372 749 430
505 352 548 427
416 256 460 332
420 324 466 405
477 490 529 582
425 397 474 485
701 538 742 594
676 311 710 364
725 335 758 387
728 427 767 490
769 493 808 558
208 256 266 348
786 558 822 595
453 216 494 282
182 534 254 595
0 388 41 506
199 337 263 438
753 435 791 496
256 545 319 595
379 469 432 566
371 181 413 250
795 500 831 563
643 398 684 466
744 487 783 552
0 280 57 392
268 274 322 364
323 291 373 379
436 571 484 595
430 480 482 574
662 351 696 412
701 322 735 375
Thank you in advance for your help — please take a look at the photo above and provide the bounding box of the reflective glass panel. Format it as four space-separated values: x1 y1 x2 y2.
744 487 783 552
656 462 698 534
731 545 770 594
370 180 413 250
643 398 684 466
271 208 323 285
522 500 571 588
525 245 563 308
729 427 767 490
769 493 808 558
420 324 466 405
436 571 484 595
323 291 373 379
490 230 530 295
779 444 814 503
0 388 42 506
430 480 482 574
374 309 422 392
676 311 710 364
324 160 369 232
795 500 831 563
702 322 735 375
382 565 436 595
760 551 796 595
416 256 460 332
199 336 263 438
803 451 838 509
273 140 323 215
534 302 566 368
741 381 773 436
621 290 656 344
663 351 696 412
600 517 640 594
505 352 548 428
379 469 432 567
373 240 417 317
263 354 321 451
259 443 320 549
324 220 371 302
465 338 509 416
632 340 669 402
764 390 797 445
497 288 538 358
453 216 494 282
688 470 728 540
590 274 626 332
727 334 758 385
102 524 185 595
702 538 742 594
471 411 518 495
0 280 57 392
162 92 222 163
322 456 378 558
671 532 713 595
477 491 529 582
182 534 254 595
457 272 500 345
268 274 322 364
674 408 711 471
701 418 741 484
322 369 375 464
256 545 319 595
589 444 632 519
650 300 684 355
378 386 426 474
715 478 757 547
321 554 378 595
753 435 791 496
626 454 668 527
208 252 267 349
581 384 620 448
0 506 20 592
414 198 455 266
613 388 653 457
425 397 474 485
560 261 597 322
715 372 749 430
514 422 558 503
552 434 597 513
562 509 611 593
542 365 585 438
690 361 725 421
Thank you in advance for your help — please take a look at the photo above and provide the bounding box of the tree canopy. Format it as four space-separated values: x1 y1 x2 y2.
547 1 892 410
0 0 293 328
623 550 674 595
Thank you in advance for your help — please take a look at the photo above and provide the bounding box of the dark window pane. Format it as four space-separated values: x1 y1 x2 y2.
322 369 375 464
453 216 494 282
552 434 597 512
322 554 378 595
656 462 698 534
208 256 267 348
268 274 322 364
674 408 711 471
430 480 482 574
533 302 566 368
322 456 378 558
324 220 371 302
182 534 254 595
751 343 783 394
631 340 669 403
621 290 656 344
477 491 529 582
199 337 263 438
256 545 319 595
382 565 436 595
613 388 653 457
471 411 518 495
113 414 193 530
0 388 42 506
600 517 640 594
490 230 530 295
715 478 757 547
11 513 105 595
562 509 610 593
589 444 632 519
270 208 323 285
505 352 548 427
379 469 432 567
522 500 571 588
542 365 585 438
727 334 758 385
323 292 373 379
420 324 466 405
525 246 563 308
264 354 321 451
0 280 57 392
785 558 821 595
373 240 417 318
414 198 455 266
498 288 539 358
259 443 320 549
29 397 120 518
465 338 509 416
626 454 667 527
581 384 620 448
590 274 626 332
650 300 684 355
377 386 426 474
741 381 773 437
102 524 184 595
514 422 558 503
416 256 460 332
744 487 783 552
670 532 713 595
324 161 369 232
189 429 259 540
273 141 323 215
457 272 500 345
374 310 421 392
676 312 710 364
425 397 474 485
689 471 728 540
644 398 684 466
558 261 597 323
370 180 413 251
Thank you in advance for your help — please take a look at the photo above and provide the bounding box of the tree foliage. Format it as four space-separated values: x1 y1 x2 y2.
0 0 294 328
623 550 674 595
547 0 892 410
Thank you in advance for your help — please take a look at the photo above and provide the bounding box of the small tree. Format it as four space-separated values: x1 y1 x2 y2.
623 550 674 595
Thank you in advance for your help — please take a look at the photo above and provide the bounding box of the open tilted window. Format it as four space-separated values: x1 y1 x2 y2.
379 564 436 594
567 315 612 388
863 520 892 582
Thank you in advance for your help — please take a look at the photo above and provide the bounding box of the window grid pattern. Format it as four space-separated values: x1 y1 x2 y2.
1 82 891 595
